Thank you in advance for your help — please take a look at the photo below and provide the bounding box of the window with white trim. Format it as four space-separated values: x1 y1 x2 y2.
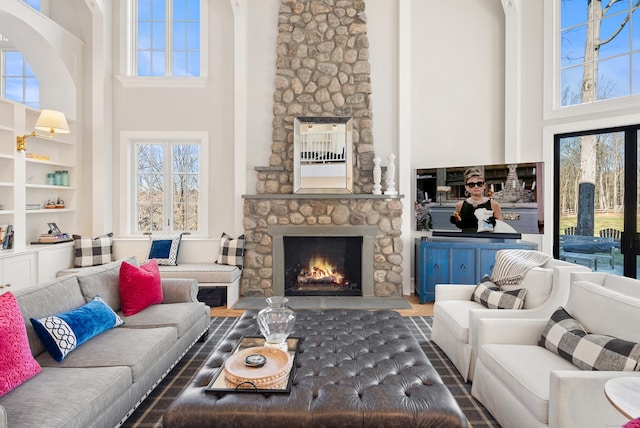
131 138 205 234
133 0 201 77
559 0 640 107
0 36 39 108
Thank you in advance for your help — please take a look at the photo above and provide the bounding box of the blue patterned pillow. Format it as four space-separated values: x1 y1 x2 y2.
148 234 183 266
30 296 124 362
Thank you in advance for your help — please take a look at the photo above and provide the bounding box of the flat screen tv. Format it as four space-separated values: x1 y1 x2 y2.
415 162 544 234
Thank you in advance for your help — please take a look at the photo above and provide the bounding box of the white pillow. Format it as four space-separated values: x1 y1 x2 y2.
500 267 552 309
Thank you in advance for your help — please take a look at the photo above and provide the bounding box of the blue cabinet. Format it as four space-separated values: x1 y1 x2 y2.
415 237 538 303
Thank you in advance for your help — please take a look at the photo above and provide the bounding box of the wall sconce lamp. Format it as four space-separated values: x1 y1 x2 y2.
16 109 70 152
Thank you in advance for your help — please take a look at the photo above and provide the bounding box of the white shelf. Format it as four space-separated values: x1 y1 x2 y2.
26 158 75 168
25 208 75 214
0 153 14 160
26 184 75 190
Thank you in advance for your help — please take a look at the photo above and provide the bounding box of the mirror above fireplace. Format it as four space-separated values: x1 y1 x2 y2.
293 116 353 194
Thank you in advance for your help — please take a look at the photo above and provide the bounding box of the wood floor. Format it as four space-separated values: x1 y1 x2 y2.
210 294 434 318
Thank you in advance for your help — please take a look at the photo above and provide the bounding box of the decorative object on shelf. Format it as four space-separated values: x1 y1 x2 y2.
61 170 70 186
0 224 13 249
55 197 64 208
16 109 70 152
257 297 296 352
46 173 55 185
372 156 382 195
44 199 56 209
384 153 397 195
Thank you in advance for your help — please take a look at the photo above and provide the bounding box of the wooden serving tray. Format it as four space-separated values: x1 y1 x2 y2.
206 336 300 394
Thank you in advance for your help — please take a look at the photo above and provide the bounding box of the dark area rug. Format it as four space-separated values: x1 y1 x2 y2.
122 316 499 428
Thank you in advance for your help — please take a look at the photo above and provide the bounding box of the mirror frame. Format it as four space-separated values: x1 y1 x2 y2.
293 116 353 194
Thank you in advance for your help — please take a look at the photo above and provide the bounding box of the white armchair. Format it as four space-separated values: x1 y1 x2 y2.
471 273 640 428
431 257 589 382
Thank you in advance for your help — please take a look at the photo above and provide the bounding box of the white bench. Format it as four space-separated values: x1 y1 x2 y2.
58 262 241 308
157 263 241 308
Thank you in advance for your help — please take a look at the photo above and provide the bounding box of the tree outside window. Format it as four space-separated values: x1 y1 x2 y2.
135 141 200 233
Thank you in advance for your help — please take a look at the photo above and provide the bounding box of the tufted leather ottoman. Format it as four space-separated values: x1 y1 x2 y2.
164 310 468 428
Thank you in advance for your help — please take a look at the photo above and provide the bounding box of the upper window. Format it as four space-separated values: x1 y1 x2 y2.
24 0 40 10
134 0 200 77
560 0 640 107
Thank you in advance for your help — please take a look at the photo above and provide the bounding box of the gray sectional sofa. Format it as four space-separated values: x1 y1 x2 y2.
0 257 210 428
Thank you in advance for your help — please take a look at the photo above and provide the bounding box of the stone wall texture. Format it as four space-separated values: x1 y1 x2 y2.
257 0 376 195
242 197 404 298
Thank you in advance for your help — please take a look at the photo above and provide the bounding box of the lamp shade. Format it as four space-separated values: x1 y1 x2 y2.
34 109 70 134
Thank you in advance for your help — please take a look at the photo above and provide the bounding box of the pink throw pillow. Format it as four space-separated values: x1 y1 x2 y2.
0 292 42 397
119 259 163 316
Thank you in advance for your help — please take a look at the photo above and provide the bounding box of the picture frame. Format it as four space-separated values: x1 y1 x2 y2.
47 222 61 234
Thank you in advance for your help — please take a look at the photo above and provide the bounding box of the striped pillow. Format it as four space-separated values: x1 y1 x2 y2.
472 278 527 310
539 307 640 371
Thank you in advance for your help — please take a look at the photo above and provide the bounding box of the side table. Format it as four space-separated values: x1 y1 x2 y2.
604 377 640 420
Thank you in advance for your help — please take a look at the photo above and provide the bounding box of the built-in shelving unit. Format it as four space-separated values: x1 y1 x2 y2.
0 98 77 288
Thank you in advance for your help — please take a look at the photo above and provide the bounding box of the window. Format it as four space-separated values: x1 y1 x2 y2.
23 0 40 10
560 0 640 107
0 33 39 108
134 0 200 77
131 137 206 234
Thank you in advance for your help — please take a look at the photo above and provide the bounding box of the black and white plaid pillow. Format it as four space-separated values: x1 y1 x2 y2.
216 233 245 268
72 233 114 268
472 277 527 309
539 307 640 371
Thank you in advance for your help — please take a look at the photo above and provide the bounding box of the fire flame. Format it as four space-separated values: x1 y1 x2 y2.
297 256 345 285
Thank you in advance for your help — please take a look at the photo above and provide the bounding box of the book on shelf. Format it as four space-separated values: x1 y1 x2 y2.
26 153 51 161
38 232 70 243
1 224 13 249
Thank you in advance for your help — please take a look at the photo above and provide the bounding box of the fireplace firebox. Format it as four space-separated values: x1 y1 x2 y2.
284 236 362 296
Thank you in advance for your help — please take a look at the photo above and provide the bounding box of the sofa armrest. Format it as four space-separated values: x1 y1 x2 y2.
475 318 547 347
0 405 6 428
435 284 476 301
549 371 639 428
161 278 198 303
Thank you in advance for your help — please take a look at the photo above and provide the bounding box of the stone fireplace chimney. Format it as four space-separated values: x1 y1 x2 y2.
241 0 404 300
257 0 375 195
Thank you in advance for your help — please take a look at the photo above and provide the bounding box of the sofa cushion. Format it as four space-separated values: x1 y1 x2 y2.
0 366 131 428
13 275 86 358
76 257 137 312
567 280 640 343
477 344 578 424
216 232 245 268
0 292 41 397
31 296 124 362
501 267 552 309
148 234 182 266
433 300 482 343
539 307 640 371
36 326 177 382
119 259 163 316
72 232 114 267
472 280 527 310
120 302 208 338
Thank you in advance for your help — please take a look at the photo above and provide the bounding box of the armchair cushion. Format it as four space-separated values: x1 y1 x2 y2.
472 280 526 310
539 307 640 371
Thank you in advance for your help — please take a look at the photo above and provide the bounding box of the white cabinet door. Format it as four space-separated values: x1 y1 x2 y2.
37 243 73 282
1 253 37 294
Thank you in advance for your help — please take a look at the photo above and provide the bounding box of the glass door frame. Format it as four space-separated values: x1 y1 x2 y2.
553 125 639 278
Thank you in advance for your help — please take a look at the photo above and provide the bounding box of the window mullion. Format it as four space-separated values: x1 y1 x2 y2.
166 0 172 77
165 141 173 232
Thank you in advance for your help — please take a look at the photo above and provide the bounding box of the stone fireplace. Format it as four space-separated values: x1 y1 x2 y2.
240 0 403 299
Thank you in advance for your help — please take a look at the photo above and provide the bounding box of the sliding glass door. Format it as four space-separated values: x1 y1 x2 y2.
555 126 639 278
